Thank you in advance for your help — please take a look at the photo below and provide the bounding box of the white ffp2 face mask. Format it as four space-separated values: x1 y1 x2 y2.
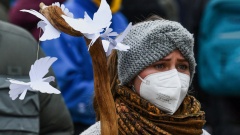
138 69 190 115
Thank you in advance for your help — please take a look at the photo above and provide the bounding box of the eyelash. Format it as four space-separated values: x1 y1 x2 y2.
153 63 189 71
154 63 165 69
177 64 189 71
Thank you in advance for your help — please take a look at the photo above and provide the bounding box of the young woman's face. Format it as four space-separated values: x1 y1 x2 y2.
133 50 190 94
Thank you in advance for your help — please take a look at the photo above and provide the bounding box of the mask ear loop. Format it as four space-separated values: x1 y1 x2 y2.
131 75 147 92
138 75 147 83
131 75 144 92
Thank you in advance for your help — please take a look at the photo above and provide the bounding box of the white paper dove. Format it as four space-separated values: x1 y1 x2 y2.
20 3 73 41
52 2 74 18
62 0 112 47
8 57 60 100
100 23 118 39
102 22 132 56
20 9 60 41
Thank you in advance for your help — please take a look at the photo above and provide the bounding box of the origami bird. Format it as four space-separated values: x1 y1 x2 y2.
52 2 73 18
8 57 60 100
20 2 73 41
100 23 118 39
102 22 132 56
62 0 112 47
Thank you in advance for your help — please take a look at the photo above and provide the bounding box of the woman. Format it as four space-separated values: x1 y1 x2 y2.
81 16 210 135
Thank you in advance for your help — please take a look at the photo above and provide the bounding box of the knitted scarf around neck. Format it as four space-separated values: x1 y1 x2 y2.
115 85 206 135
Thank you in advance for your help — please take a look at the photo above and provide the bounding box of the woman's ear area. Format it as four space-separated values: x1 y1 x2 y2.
131 76 141 95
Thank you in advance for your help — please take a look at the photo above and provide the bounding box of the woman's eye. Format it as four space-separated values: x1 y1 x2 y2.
154 64 165 69
177 64 188 70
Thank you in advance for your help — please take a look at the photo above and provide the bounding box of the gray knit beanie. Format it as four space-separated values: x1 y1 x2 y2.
117 19 196 85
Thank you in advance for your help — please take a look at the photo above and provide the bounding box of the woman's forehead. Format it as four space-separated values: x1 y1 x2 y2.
160 50 186 60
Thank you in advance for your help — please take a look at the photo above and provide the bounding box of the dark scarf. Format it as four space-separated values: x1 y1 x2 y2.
115 85 206 135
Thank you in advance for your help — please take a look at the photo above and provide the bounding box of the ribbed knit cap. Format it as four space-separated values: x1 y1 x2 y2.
117 19 196 85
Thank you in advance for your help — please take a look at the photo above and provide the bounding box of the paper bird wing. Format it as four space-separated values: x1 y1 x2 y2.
102 40 110 53
31 82 60 94
8 78 28 85
115 42 130 51
29 57 57 82
21 9 46 22
101 23 118 39
84 32 103 48
83 12 103 34
115 23 132 43
9 85 28 100
63 0 111 38
84 12 93 23
60 3 73 18
92 0 112 30
20 9 60 41
105 29 118 37
52 2 60 7
42 76 55 82
8 79 30 100
37 21 46 31
106 44 115 56
52 2 74 18
62 15 93 33
19 89 28 100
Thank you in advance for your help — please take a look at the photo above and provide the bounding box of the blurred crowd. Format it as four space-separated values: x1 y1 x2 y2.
0 0 240 135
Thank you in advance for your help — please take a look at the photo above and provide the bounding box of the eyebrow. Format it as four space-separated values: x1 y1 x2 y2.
177 59 188 62
159 58 171 61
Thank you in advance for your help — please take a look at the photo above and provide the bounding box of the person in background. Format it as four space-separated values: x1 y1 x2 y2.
0 2 8 21
198 0 240 134
81 15 210 135
40 0 128 134
0 0 10 10
121 0 179 23
0 20 74 135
